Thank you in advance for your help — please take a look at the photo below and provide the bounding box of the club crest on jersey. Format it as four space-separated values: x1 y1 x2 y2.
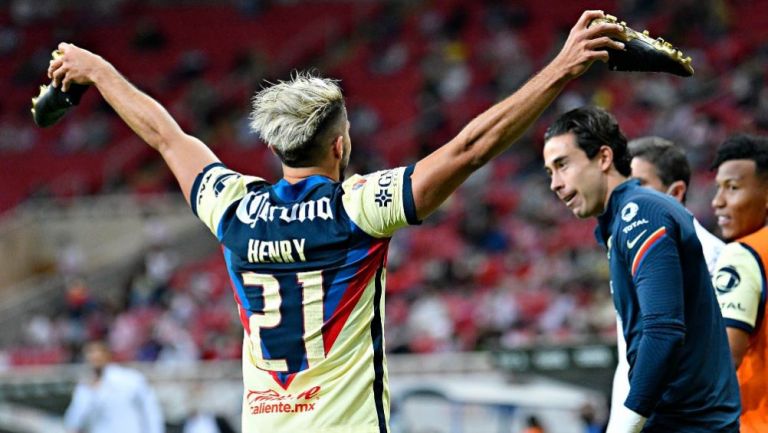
621 202 639 222
713 266 741 294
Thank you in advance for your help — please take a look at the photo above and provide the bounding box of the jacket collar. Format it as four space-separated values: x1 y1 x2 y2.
595 179 640 245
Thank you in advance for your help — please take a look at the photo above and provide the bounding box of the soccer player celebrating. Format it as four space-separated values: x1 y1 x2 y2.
711 134 768 433
608 136 727 431
47 10 624 433
543 106 740 433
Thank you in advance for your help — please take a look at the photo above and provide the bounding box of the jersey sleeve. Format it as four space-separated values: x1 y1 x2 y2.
712 242 764 333
692 218 725 276
341 165 420 238
190 162 265 238
615 199 686 417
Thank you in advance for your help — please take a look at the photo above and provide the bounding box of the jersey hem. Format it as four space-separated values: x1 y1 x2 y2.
723 317 754 334
402 164 421 226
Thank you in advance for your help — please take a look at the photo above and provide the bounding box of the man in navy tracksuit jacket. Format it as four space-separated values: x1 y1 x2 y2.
543 106 740 433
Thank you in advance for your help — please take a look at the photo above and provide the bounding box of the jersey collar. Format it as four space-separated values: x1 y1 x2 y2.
273 175 335 202
595 179 640 245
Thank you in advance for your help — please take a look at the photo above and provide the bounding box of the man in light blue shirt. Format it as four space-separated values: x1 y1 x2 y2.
64 341 164 433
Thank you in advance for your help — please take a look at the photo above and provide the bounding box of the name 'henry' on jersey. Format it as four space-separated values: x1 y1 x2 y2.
190 163 419 433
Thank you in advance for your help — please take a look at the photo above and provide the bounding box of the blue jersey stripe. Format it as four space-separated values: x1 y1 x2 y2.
402 164 421 225
223 246 252 311
323 228 373 323
272 175 334 203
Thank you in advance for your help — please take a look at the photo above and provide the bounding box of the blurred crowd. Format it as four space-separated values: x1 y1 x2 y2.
3 0 768 365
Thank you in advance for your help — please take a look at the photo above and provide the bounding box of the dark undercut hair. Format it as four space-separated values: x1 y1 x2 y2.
272 100 346 167
628 136 691 200
544 106 631 176
711 134 768 180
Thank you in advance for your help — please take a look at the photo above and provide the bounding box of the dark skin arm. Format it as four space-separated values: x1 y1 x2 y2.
726 327 750 368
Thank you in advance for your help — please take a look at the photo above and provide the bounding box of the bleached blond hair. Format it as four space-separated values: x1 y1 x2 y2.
249 72 344 159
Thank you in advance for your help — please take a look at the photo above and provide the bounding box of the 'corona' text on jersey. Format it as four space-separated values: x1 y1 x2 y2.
237 193 334 226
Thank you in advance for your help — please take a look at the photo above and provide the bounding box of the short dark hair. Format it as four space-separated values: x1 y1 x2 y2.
544 106 631 176
628 136 691 191
272 100 346 167
711 134 768 179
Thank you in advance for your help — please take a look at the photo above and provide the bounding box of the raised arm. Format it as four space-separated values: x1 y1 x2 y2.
48 42 219 204
411 10 624 220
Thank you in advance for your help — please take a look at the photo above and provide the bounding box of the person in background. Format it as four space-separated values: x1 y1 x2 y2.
522 415 545 433
710 134 768 433
543 106 740 433
605 136 728 429
64 340 164 433
47 10 624 433
183 409 235 433
628 136 724 273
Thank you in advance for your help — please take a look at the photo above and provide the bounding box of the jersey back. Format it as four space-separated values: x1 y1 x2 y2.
191 163 418 433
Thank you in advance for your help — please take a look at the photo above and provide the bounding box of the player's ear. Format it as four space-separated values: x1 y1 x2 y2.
331 135 344 160
598 145 614 172
666 180 687 203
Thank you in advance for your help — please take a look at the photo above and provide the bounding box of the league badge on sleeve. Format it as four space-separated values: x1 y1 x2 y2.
713 266 741 295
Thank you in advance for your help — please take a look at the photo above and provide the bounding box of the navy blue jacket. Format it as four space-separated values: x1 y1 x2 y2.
596 180 740 432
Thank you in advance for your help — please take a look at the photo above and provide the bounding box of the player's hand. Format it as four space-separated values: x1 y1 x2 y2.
553 10 626 79
47 43 106 92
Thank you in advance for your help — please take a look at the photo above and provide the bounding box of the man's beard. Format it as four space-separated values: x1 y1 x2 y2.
338 150 349 181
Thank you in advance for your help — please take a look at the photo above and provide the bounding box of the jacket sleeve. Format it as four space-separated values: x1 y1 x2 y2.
63 383 93 432
617 200 686 416
135 374 165 433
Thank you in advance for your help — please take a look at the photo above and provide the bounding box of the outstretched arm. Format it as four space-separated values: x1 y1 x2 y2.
411 10 624 220
48 43 219 204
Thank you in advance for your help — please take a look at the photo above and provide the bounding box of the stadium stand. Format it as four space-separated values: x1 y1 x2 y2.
1 0 767 372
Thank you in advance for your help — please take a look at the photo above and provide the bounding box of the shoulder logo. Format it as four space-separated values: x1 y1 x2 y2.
374 189 392 207
713 266 741 295
621 202 639 222
372 170 395 207
213 173 237 197
626 230 647 249
351 178 367 191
